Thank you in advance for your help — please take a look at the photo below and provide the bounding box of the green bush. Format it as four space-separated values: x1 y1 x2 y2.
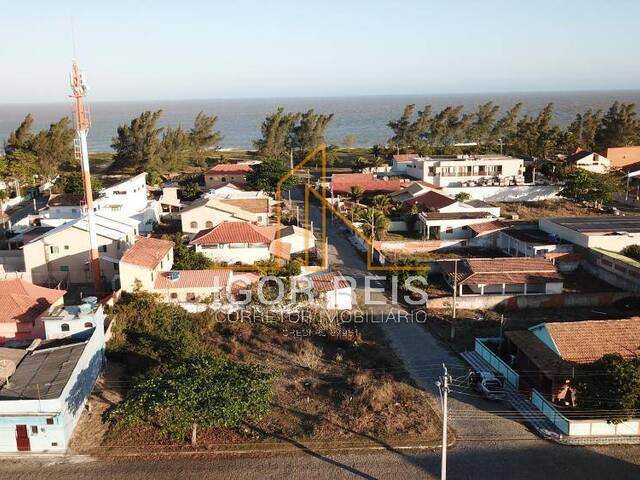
621 244 640 262
104 353 273 440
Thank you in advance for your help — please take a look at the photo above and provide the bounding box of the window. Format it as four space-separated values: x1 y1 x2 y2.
170 292 178 300
186 292 196 301
205 221 213 228
60 265 69 272
64 245 70 250
190 221 198 229
445 227 453 234
84 322 93 328
46 418 54 425
98 245 107 253
50 246 59 254
151 272 154 282
31 426 38 435
114 263 119 272
221 177 226 182
61 324 70 332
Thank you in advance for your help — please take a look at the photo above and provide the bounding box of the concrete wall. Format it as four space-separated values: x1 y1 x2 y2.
195 244 271 265
428 291 630 311
443 185 561 202
582 249 640 293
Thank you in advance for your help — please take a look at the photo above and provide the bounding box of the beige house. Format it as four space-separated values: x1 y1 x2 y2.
22 214 139 288
153 270 231 303
119 236 174 292
181 197 271 235
204 164 253 189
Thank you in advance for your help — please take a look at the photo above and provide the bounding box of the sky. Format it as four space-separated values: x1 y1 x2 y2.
1 0 640 103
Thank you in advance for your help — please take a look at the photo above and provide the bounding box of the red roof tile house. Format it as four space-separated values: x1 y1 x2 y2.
0 279 66 342
190 221 296 265
505 318 640 402
330 173 417 196
204 164 253 189
296 271 353 310
119 236 174 292
443 257 563 296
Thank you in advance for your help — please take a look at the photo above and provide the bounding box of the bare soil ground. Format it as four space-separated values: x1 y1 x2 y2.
495 199 606 220
71 315 442 453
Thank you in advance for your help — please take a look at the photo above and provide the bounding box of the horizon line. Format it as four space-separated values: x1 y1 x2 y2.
2 88 640 106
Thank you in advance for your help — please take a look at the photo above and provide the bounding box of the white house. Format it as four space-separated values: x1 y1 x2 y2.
39 173 160 233
0 302 105 453
393 154 525 188
190 222 292 265
41 299 105 341
564 150 610 174
298 271 353 310
443 257 563 296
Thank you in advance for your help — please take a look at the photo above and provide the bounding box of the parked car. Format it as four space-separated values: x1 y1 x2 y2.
474 371 506 401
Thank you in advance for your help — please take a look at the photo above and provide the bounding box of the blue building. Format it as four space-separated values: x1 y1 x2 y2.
0 303 105 452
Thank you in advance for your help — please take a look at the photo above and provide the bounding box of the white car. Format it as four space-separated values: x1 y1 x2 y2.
474 371 506 401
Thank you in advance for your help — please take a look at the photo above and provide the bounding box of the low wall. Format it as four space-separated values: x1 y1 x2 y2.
443 185 561 202
475 337 519 389
583 249 640 293
428 291 631 310
531 389 640 437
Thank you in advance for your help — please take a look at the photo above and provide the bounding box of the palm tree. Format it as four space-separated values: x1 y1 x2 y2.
371 194 392 214
359 208 390 240
348 185 364 203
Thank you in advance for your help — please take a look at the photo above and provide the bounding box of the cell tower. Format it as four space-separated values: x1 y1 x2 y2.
70 61 102 294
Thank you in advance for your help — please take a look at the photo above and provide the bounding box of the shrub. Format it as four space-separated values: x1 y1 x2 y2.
104 353 273 441
621 244 640 262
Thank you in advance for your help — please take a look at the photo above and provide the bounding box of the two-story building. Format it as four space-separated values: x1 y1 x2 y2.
22 214 139 288
0 301 105 453
393 154 525 188
118 236 174 292
181 197 271 235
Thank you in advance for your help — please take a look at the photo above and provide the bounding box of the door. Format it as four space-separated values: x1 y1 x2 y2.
15 425 30 451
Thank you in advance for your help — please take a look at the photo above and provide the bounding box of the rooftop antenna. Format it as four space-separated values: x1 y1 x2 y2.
70 50 102 294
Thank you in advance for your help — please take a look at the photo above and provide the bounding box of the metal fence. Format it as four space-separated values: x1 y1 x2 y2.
474 337 520 389
531 389 571 435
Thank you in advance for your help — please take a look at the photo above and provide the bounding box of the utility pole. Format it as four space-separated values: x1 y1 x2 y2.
436 364 451 480
452 259 458 319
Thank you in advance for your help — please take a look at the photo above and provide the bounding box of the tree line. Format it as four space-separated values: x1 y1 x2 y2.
387 101 640 158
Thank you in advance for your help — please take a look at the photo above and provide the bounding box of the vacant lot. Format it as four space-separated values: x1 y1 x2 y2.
71 303 442 454
496 199 605 220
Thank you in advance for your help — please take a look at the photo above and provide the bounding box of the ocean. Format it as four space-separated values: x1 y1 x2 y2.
1 91 639 152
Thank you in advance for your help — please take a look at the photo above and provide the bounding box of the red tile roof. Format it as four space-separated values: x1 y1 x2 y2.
544 318 640 363
468 220 508 236
120 237 174 269
47 194 83 207
269 239 291 260
403 190 457 211
230 272 260 293
154 270 230 290
309 272 351 292
205 164 253 174
190 222 272 245
444 257 562 286
0 279 65 324
330 173 416 195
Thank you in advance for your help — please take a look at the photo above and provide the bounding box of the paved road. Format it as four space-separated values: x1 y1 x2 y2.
1 443 639 479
